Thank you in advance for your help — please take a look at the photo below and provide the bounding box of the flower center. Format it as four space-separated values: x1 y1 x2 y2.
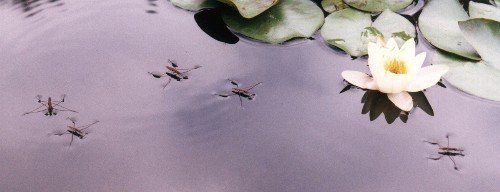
384 59 407 74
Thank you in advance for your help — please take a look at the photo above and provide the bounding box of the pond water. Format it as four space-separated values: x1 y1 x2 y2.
1 0 499 191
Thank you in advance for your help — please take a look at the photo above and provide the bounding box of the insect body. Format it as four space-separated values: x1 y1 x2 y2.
217 80 262 106
23 94 77 116
149 59 201 88
424 134 465 170
52 117 99 146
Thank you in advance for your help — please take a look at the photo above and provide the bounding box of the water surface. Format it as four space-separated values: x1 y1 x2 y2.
1 0 499 191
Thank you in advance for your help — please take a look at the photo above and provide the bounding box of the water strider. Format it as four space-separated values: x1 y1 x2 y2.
149 59 202 88
23 94 77 116
424 134 465 171
217 79 262 107
52 117 100 146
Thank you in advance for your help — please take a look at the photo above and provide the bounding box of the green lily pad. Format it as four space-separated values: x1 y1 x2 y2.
218 0 278 18
372 9 416 46
459 18 500 69
321 8 414 57
435 19 500 101
436 52 500 101
222 0 324 44
343 0 413 13
170 0 219 11
321 8 371 56
469 1 500 21
321 0 348 13
418 0 481 60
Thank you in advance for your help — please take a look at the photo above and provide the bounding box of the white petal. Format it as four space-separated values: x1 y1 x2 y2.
399 38 415 60
368 42 381 58
406 65 449 92
374 73 411 93
385 38 399 51
376 36 385 46
387 92 413 111
341 71 378 90
368 42 384 75
405 52 426 76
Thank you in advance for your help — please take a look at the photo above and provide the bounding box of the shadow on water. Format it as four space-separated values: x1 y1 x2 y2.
340 84 435 124
459 0 495 12
165 44 325 141
10 0 64 18
145 0 158 14
194 8 239 44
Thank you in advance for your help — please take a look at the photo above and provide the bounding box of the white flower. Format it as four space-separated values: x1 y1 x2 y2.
341 38 449 111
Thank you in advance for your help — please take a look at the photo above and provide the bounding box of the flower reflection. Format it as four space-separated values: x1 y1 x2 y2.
354 89 434 124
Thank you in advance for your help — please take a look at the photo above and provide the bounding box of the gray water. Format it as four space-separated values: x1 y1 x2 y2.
1 0 499 191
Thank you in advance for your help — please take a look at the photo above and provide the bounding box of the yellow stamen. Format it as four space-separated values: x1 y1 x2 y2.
384 59 407 74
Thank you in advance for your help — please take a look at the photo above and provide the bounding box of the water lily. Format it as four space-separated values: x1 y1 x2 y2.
341 38 449 111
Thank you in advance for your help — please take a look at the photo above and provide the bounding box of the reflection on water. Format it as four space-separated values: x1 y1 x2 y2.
459 0 495 12
194 8 239 44
1 0 500 191
340 85 434 124
360 90 409 124
10 0 64 18
145 0 157 14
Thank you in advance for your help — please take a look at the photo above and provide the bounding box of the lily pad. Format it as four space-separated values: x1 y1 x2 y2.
469 1 500 21
321 8 371 56
321 8 414 56
170 0 219 11
418 0 481 60
321 0 348 13
459 18 500 69
343 0 413 13
435 19 500 101
222 0 324 44
372 9 416 46
218 0 278 18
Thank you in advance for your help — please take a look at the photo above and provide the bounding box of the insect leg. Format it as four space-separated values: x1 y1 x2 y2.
446 135 450 148
53 102 77 112
70 135 74 146
52 100 64 106
54 107 78 113
216 93 236 97
51 131 70 136
178 67 198 73
80 120 100 131
22 105 46 115
448 156 459 170
246 82 262 91
238 95 243 107
168 59 178 67
162 78 172 88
